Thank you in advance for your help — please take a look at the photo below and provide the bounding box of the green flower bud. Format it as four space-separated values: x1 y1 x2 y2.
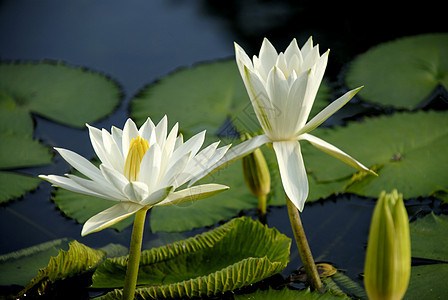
241 133 271 198
364 190 411 300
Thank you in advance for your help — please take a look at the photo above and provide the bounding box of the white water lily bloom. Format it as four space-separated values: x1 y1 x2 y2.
191 37 375 212
40 116 230 236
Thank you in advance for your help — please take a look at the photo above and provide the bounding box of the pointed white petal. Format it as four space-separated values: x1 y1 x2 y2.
39 174 107 199
123 181 150 203
286 69 310 133
298 86 363 135
54 148 104 183
138 117 156 143
140 186 173 206
234 42 254 75
156 184 229 206
154 115 168 148
81 202 143 236
299 133 376 175
122 119 139 158
243 66 275 136
259 38 278 77
101 128 124 172
160 122 178 166
139 143 162 192
86 124 110 166
188 134 270 186
300 36 314 58
284 38 301 63
66 174 123 201
169 130 205 169
100 164 129 194
111 126 123 156
266 66 290 138
160 151 190 188
273 141 308 212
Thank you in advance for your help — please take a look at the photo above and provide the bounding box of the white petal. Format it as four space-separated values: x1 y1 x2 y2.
298 86 363 135
234 42 254 75
101 128 124 172
122 119 139 158
138 117 155 143
123 181 150 203
286 69 310 133
81 202 143 236
140 186 173 206
299 133 376 175
300 37 314 59
39 174 107 199
87 124 110 166
169 130 205 170
266 66 290 138
284 38 302 64
154 115 168 148
156 184 229 207
188 134 270 186
259 38 278 77
160 122 178 168
139 143 162 192
159 151 190 188
100 164 129 194
66 174 123 201
242 66 275 136
273 141 308 212
54 148 104 183
111 126 123 155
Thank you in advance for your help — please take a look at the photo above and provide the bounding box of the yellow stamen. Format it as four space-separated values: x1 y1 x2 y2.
124 136 149 181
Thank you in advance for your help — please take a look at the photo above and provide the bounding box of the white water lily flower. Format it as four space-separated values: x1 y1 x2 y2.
191 37 375 212
40 116 230 236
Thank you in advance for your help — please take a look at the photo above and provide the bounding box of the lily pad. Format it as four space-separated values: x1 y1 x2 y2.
0 238 70 287
130 59 331 138
16 240 105 297
409 212 448 262
0 171 42 203
345 33 448 110
0 61 122 128
302 111 448 200
405 263 448 300
92 217 291 299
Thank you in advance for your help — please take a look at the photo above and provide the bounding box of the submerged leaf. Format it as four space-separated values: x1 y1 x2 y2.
93 217 291 299
345 33 448 109
17 240 105 297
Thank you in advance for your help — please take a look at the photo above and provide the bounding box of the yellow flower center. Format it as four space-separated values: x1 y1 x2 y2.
124 136 149 181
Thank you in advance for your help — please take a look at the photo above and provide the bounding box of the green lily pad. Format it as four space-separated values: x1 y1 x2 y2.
0 238 70 287
0 171 42 203
130 59 331 138
302 111 448 200
234 287 350 300
409 212 448 262
0 61 122 128
15 240 105 297
345 33 448 110
405 263 448 300
92 217 291 299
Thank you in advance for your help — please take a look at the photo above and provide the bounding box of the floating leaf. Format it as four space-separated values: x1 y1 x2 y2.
16 240 105 297
302 111 448 199
130 59 330 138
409 212 448 262
0 238 69 287
345 33 448 109
405 263 448 300
0 171 42 203
0 61 122 128
234 287 351 300
92 217 291 299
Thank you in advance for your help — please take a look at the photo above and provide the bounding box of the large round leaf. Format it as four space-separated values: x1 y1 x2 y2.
0 61 122 128
345 33 448 109
303 111 448 199
130 59 331 138
92 217 291 299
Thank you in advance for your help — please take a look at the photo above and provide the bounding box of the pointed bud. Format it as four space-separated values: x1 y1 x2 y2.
364 190 411 300
241 133 271 198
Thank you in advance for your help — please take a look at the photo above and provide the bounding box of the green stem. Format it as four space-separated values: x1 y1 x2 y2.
286 197 323 292
122 208 148 300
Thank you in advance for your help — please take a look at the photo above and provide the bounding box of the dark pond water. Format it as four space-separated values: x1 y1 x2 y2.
0 0 446 298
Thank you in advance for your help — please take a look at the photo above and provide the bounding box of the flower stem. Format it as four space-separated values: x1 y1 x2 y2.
122 208 148 300
286 197 323 292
